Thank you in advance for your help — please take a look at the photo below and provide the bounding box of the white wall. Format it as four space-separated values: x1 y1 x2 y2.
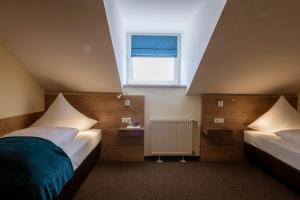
0 45 45 119
181 0 226 87
124 86 201 156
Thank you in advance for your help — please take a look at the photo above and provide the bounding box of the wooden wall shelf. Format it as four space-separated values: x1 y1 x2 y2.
202 127 232 137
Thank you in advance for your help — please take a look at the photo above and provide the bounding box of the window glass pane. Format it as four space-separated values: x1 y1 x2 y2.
132 57 175 82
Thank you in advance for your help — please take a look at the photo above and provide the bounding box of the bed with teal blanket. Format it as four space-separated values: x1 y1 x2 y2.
0 137 74 200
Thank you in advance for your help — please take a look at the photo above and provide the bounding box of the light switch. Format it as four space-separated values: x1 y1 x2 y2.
214 118 224 123
122 117 132 124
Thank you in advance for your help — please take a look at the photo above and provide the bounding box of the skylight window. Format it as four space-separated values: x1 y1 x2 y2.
127 34 180 85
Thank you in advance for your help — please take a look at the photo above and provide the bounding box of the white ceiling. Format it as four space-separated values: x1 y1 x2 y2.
0 0 122 93
115 0 202 32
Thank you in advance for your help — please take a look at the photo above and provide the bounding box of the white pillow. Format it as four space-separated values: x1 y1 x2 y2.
247 96 300 132
32 93 97 131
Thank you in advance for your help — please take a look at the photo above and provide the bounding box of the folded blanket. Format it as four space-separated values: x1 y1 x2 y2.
0 137 74 200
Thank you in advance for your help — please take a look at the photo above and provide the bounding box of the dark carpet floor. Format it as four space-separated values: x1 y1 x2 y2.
74 161 300 200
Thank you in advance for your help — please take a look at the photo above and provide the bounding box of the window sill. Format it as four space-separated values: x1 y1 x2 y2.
123 84 187 88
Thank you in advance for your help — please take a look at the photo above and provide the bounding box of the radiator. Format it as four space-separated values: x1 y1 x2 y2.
150 119 195 156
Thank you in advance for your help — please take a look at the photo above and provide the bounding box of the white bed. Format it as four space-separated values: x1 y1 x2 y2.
2 127 101 170
64 129 101 169
244 130 300 170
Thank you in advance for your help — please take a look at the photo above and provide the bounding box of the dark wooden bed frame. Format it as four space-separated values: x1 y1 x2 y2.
58 142 101 200
244 142 300 192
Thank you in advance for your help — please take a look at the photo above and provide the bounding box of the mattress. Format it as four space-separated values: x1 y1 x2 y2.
2 127 101 170
63 129 101 170
244 130 300 170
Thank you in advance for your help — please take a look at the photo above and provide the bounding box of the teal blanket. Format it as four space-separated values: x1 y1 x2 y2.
0 137 74 200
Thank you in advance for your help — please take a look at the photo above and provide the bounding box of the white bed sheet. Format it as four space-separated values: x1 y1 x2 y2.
244 130 300 170
2 127 101 170
63 129 101 170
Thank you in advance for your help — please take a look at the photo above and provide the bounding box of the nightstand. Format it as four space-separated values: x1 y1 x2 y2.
200 127 242 161
117 128 144 161
202 127 232 137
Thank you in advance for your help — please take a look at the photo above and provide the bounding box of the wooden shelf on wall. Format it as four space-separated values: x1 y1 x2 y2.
202 127 232 137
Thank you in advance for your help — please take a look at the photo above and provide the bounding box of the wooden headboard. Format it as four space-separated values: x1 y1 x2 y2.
45 92 144 131
0 112 43 136
45 92 145 161
200 94 297 161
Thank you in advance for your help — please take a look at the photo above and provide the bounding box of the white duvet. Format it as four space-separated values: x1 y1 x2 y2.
275 129 300 147
244 130 300 170
2 127 79 148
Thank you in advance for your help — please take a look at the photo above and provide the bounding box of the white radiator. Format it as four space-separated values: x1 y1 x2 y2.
150 119 195 156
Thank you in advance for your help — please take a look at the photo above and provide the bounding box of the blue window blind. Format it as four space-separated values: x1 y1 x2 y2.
131 35 177 57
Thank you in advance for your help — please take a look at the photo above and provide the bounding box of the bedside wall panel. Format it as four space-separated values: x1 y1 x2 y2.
201 94 297 161
0 112 43 136
45 92 145 161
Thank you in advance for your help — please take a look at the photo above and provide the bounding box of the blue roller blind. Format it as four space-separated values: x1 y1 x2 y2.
131 35 177 57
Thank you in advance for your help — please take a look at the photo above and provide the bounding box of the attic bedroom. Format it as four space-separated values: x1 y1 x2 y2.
0 0 300 199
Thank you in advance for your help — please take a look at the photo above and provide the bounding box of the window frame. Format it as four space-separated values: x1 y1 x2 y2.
126 33 181 85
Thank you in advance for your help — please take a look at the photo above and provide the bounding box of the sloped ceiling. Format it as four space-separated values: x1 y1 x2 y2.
0 0 122 93
188 0 300 94
2 0 297 95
